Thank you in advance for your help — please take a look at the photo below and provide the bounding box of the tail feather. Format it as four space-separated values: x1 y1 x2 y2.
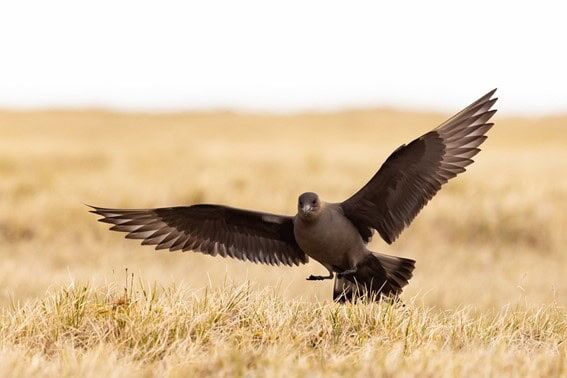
333 252 415 302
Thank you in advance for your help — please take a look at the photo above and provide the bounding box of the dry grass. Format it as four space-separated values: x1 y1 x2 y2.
0 108 565 376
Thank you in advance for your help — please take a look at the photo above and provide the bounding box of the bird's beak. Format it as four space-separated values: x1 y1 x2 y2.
302 204 312 213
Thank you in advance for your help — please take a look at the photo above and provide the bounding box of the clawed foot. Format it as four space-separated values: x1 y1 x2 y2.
306 274 333 281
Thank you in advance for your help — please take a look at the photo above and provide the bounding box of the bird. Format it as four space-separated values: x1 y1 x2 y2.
90 89 497 302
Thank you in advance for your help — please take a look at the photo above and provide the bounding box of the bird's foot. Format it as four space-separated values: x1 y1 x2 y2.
306 274 333 281
336 267 357 279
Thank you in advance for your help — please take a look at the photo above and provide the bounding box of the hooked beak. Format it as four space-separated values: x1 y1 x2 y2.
302 204 312 213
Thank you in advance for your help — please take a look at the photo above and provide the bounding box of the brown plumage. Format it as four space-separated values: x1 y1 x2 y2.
341 89 497 244
90 89 498 302
92 205 307 266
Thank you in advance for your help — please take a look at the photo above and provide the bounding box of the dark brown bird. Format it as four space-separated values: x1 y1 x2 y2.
90 89 497 302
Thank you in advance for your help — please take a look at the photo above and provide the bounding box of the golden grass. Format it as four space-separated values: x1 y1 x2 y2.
1 281 565 377
0 108 565 376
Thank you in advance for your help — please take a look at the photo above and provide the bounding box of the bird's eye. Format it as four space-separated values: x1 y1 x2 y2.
311 200 317 205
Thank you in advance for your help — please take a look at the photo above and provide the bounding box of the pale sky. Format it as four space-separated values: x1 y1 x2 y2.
0 1 566 114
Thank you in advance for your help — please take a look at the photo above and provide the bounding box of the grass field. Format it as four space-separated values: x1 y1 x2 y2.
0 108 565 376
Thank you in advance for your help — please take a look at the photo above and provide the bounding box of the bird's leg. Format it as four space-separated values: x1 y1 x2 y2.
306 268 334 281
306 273 334 281
336 266 358 278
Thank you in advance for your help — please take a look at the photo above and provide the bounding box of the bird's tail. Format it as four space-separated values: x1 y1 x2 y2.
333 252 415 302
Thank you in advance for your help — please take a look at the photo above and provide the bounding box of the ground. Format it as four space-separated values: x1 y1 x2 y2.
0 108 565 376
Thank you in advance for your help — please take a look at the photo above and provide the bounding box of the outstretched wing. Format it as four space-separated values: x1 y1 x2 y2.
341 89 498 244
90 204 308 266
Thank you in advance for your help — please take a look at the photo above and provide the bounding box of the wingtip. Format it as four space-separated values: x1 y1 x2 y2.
86 204 106 216
486 88 497 98
86 204 100 214
469 89 498 109
86 204 118 213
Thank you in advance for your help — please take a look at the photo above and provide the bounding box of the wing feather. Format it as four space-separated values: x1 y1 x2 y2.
90 204 308 266
341 89 498 244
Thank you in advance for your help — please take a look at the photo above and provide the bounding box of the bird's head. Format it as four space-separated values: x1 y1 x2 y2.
298 192 322 220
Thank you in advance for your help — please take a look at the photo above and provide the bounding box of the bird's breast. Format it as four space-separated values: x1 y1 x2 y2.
293 207 365 268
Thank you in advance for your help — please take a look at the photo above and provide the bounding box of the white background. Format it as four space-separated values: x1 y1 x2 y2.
0 1 565 114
